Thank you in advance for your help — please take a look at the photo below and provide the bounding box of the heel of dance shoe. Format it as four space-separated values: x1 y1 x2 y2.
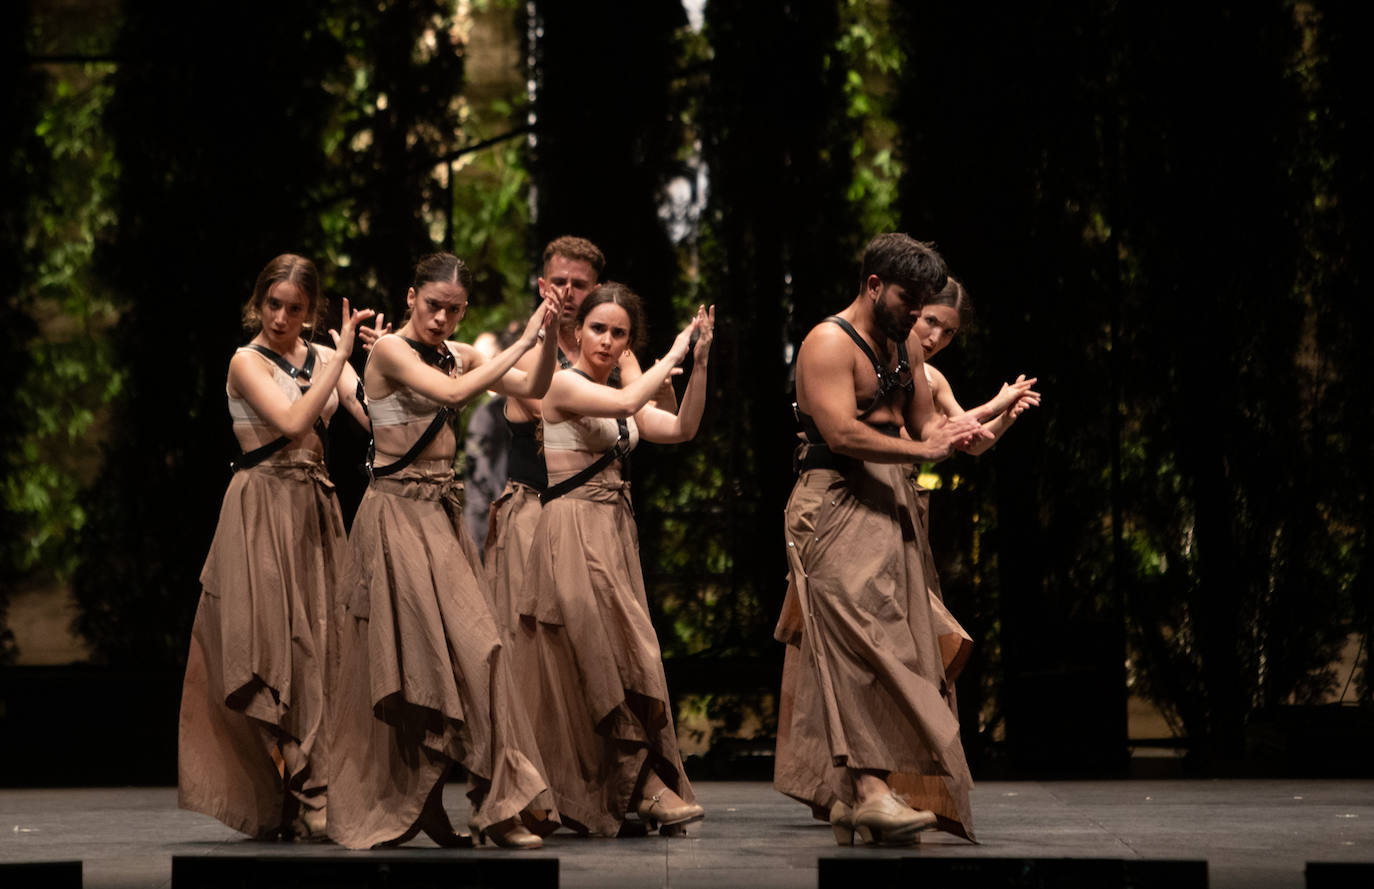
853 822 921 847
829 801 855 846
851 792 934 847
636 792 705 836
290 806 329 842
470 818 542 850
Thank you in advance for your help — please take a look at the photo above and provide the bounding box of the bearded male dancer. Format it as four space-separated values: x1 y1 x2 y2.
774 233 990 846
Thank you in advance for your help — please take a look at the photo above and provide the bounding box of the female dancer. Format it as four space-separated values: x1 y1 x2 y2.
485 236 675 641
514 285 713 837
179 254 372 839
873 274 1039 835
912 276 1039 448
895 275 1040 685
327 253 562 850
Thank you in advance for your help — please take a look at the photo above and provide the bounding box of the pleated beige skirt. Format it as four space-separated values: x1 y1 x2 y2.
513 465 695 836
178 452 340 837
483 479 542 638
773 461 975 841
326 460 554 849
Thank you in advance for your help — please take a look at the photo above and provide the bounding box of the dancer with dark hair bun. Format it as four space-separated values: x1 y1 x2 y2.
178 254 373 839
514 285 713 838
911 276 1039 452
327 253 563 850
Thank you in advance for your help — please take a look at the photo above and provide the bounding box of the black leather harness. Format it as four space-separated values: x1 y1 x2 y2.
539 368 631 504
793 316 912 472
231 342 329 472
366 338 457 478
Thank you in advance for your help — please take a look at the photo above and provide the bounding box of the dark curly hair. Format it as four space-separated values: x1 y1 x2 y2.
858 233 947 305
542 235 606 279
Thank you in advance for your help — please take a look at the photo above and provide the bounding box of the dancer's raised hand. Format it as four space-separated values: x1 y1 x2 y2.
989 374 1038 415
691 305 715 368
357 312 392 352
540 283 569 334
519 292 558 348
329 298 377 360
666 312 702 365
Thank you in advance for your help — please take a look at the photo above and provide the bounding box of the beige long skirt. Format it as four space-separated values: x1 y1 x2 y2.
772 461 975 841
513 465 695 836
326 461 554 849
178 452 340 837
483 479 542 638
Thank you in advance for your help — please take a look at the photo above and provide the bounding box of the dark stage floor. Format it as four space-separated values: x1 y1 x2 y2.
2 780 1372 888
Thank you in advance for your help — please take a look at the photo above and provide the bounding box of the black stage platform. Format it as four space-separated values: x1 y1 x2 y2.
2 780 1371 888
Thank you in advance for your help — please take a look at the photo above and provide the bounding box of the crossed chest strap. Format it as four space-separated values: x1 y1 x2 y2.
790 316 913 472
366 337 458 478
540 367 631 504
231 342 329 472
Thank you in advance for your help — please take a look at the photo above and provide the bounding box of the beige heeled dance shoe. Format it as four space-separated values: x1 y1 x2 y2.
289 806 329 842
829 800 856 846
470 817 543 850
636 791 705 835
851 792 936 846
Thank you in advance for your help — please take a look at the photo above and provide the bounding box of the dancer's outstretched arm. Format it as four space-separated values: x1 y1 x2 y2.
639 306 713 443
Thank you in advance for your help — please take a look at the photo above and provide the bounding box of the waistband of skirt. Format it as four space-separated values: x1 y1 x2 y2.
369 456 455 476
545 461 626 487
235 450 333 489
543 463 630 502
243 448 324 467
367 459 459 491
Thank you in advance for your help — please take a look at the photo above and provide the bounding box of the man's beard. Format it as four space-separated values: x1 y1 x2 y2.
872 299 911 344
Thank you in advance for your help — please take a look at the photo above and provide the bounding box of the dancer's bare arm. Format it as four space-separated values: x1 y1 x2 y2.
799 324 981 463
638 306 712 443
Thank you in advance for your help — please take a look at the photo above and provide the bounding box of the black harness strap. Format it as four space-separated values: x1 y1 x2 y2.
822 316 913 419
559 347 622 385
400 336 458 374
247 342 318 382
231 436 293 472
367 339 456 478
787 318 914 474
232 342 329 472
539 368 630 504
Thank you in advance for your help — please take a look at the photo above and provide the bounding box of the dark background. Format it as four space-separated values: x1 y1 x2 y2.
2 0 1370 785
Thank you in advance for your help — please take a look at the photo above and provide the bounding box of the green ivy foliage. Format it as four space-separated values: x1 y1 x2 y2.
4 2 1367 779
7 64 122 581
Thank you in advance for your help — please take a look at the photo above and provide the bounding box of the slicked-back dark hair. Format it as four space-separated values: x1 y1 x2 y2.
411 252 473 293
858 233 948 305
927 275 974 328
574 280 647 352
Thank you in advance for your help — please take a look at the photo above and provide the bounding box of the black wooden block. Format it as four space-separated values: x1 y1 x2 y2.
819 855 1208 889
1307 861 1374 889
0 860 82 888
171 854 557 889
